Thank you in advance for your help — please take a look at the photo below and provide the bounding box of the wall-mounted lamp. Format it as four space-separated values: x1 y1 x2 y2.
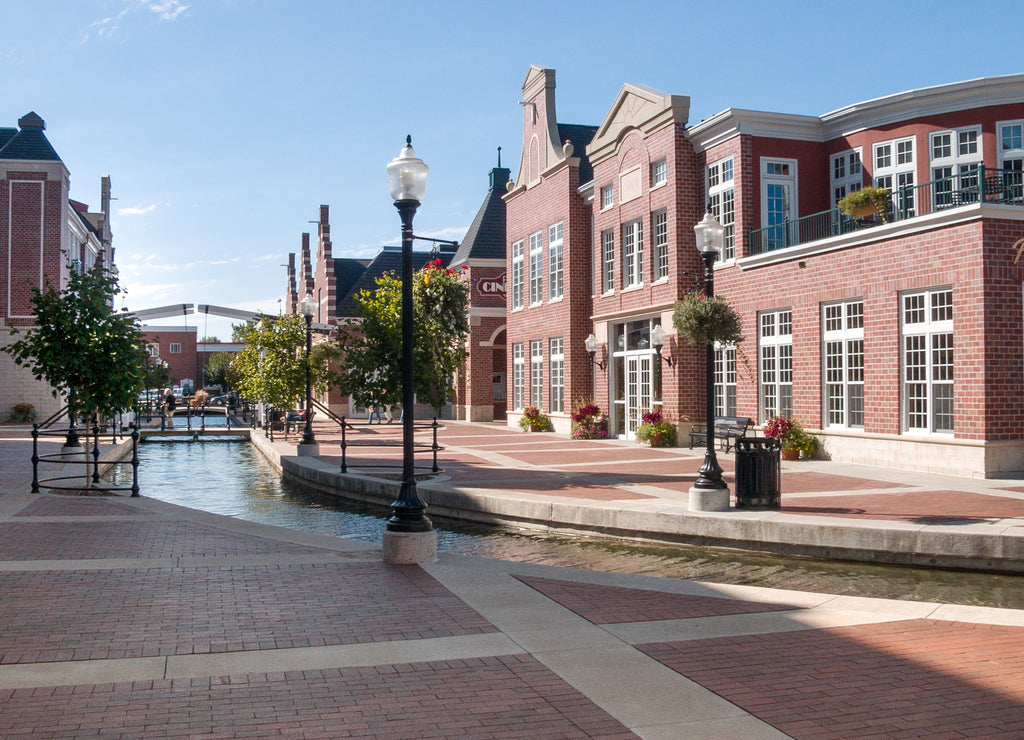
584 333 605 370
651 324 674 367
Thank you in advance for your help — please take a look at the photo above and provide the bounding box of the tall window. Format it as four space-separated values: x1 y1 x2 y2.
512 342 524 410
549 337 564 413
530 340 544 408
169 343 182 354
761 159 797 251
652 210 668 281
823 300 864 429
998 120 1024 200
529 231 543 305
830 149 863 204
759 309 792 420
708 158 736 260
601 230 615 293
930 126 981 208
601 184 614 209
902 288 953 434
650 159 667 188
714 343 737 417
548 222 563 300
511 240 524 309
874 137 915 217
621 219 643 288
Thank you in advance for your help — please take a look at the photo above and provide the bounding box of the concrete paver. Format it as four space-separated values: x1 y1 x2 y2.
0 422 1023 737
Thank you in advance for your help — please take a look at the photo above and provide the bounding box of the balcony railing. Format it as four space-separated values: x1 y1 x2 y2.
748 165 1024 255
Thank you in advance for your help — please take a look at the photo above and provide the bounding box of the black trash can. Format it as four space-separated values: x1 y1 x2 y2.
734 437 781 509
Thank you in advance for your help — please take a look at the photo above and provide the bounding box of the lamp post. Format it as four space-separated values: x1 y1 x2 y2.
690 211 730 507
383 135 436 564
299 291 317 451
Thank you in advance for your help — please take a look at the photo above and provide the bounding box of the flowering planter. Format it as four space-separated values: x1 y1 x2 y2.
781 448 800 461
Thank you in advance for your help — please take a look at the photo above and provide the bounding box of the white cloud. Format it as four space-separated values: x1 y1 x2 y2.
145 1 189 22
82 0 188 42
117 204 157 216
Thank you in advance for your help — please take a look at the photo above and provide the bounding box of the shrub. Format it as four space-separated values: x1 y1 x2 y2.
636 410 677 447
518 406 553 432
8 403 37 424
571 403 608 439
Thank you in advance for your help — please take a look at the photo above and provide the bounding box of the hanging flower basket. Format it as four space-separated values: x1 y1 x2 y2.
837 186 892 223
672 291 743 345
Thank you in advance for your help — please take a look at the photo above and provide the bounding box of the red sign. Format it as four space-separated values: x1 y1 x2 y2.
477 272 506 296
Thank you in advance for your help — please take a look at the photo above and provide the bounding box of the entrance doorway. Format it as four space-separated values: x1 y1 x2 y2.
610 319 662 440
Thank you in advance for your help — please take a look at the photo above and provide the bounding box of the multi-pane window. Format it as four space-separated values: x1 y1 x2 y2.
822 300 864 429
930 126 982 208
902 288 953 434
761 159 797 251
708 158 735 260
874 137 915 217
714 343 737 417
601 230 615 293
759 310 793 421
511 240 524 309
530 340 544 409
998 121 1024 200
650 159 667 188
621 219 643 288
549 337 564 413
512 342 524 411
528 231 543 305
169 343 182 354
548 222 563 300
601 184 614 209
652 210 668 281
830 149 863 204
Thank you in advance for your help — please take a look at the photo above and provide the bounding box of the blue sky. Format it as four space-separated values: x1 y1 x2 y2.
4 0 1023 339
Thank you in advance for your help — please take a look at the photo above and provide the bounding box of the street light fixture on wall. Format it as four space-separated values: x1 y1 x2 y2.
299 291 317 450
584 333 605 370
383 135 436 564
650 324 674 367
692 211 728 498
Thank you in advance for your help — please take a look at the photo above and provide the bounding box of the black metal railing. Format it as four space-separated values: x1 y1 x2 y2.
31 414 140 496
339 415 443 477
749 165 1024 255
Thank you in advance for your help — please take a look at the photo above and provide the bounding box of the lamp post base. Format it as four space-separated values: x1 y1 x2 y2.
689 485 731 512
383 529 437 565
296 441 320 457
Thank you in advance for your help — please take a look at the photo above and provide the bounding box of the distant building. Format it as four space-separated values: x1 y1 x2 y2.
0 112 113 419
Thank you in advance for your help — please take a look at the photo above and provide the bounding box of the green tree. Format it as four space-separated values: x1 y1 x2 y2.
229 314 337 409
342 259 469 412
203 351 235 389
199 335 220 343
3 264 150 419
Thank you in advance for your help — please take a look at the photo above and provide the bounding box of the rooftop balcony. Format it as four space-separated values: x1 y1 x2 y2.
749 166 1024 256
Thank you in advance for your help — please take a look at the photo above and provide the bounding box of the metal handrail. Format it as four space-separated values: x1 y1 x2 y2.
339 415 443 476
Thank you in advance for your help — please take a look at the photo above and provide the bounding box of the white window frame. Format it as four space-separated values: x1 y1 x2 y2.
549 337 564 413
758 309 792 421
760 158 798 251
822 300 864 430
169 343 182 354
510 239 524 310
708 158 736 261
530 339 543 409
548 222 563 300
998 120 1024 201
650 158 667 188
601 184 614 209
874 137 915 217
601 229 615 294
528 231 543 305
621 218 643 289
512 342 524 411
830 149 863 205
901 288 953 434
930 126 982 209
713 343 737 417
652 209 668 282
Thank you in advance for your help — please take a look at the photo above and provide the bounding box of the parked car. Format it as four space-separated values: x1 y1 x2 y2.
208 395 230 406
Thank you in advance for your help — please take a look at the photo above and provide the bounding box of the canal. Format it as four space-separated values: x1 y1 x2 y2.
115 433 1024 609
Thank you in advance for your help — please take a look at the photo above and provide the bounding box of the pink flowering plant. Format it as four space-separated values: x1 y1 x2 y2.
636 410 677 447
763 414 793 440
764 414 819 457
672 290 743 346
518 406 553 432
571 403 608 439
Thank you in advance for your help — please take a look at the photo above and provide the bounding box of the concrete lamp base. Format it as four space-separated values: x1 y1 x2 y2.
296 442 320 457
689 486 731 512
382 529 438 565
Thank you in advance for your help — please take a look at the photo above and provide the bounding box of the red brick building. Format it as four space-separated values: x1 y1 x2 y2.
0 112 113 419
505 67 1024 478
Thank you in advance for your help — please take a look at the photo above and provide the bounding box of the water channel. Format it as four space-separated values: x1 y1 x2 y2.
114 424 1024 610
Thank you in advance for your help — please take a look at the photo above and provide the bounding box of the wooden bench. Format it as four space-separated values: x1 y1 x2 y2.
688 416 751 453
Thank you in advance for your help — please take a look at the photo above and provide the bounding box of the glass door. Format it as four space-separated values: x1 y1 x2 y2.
610 319 661 440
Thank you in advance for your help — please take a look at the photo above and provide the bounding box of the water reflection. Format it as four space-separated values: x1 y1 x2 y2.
118 438 1024 609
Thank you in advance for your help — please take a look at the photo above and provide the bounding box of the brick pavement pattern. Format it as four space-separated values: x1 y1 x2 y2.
783 490 1024 523
516 575 798 623
638 619 1024 739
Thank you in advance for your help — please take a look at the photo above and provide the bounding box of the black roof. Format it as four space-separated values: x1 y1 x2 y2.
557 123 598 184
335 246 458 318
451 166 509 265
0 112 61 162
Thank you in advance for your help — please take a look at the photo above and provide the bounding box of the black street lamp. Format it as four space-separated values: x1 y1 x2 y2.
384 135 435 561
300 291 317 449
693 211 728 493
